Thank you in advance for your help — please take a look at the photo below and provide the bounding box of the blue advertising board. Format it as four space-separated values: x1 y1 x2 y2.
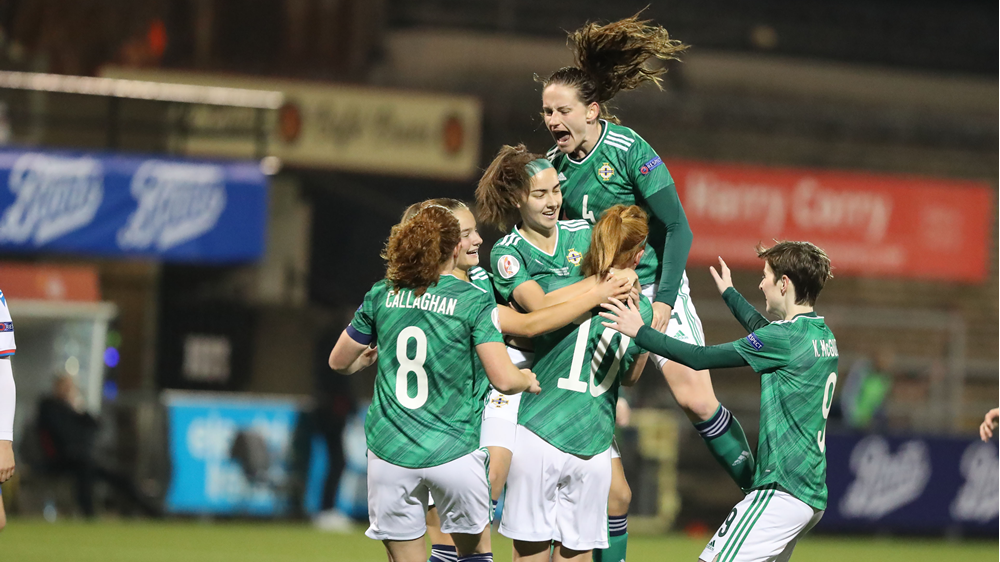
163 392 307 516
820 432 998 535
0 148 267 262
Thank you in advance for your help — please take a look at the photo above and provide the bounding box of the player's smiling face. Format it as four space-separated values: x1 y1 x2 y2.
454 207 482 271
542 83 600 157
759 262 786 317
518 168 562 232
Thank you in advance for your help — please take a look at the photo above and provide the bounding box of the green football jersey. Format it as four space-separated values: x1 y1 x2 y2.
351 274 502 468
468 265 493 295
549 121 675 287
490 220 592 305
732 312 839 510
518 296 654 456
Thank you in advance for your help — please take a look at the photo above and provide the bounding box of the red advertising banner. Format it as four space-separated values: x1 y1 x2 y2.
670 160 994 282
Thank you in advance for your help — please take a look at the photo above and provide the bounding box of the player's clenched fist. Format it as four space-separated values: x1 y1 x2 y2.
0 440 14 483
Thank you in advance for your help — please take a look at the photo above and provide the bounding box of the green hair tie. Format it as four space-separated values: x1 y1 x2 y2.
525 158 554 177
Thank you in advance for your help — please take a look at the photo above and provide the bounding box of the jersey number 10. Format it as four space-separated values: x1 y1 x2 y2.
557 314 630 397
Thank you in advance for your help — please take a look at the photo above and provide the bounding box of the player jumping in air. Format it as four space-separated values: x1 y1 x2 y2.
500 204 651 562
329 204 540 562
538 18 756 560
600 242 837 562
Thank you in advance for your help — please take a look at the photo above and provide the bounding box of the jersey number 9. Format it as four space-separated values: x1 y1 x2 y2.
817 372 838 453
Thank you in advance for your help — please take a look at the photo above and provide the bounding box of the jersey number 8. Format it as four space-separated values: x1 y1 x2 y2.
395 326 428 409
557 314 629 397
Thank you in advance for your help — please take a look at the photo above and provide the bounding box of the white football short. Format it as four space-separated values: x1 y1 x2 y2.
480 347 534 451
642 271 705 370
500 425 612 551
699 485 824 562
366 448 491 541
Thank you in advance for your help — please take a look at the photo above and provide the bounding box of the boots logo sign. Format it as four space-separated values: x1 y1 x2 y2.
0 153 103 246
839 435 931 519
117 161 227 252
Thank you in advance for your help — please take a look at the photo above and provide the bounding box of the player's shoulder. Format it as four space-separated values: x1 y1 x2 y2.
493 229 525 252
604 122 642 150
468 266 491 283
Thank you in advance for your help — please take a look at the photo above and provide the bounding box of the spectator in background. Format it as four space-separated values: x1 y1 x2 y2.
840 349 895 431
310 326 356 532
37 374 157 518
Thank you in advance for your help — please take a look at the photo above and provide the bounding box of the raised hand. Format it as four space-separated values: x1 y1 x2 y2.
980 408 999 442
709 256 734 295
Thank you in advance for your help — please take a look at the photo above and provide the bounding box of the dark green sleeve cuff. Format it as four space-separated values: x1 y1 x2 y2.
722 287 771 333
636 326 748 371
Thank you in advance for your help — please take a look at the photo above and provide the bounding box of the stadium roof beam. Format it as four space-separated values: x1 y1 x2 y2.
0 70 284 109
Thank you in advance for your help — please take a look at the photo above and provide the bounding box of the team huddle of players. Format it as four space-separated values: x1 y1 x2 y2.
328 13 839 562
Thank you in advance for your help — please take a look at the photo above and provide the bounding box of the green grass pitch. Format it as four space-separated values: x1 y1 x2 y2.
0 519 994 562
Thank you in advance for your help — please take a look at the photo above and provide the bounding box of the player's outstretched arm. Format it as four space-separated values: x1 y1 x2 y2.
620 352 649 387
476 342 541 395
328 330 378 375
979 408 999 442
500 273 633 338
646 187 693 331
600 297 748 371
711 257 770 333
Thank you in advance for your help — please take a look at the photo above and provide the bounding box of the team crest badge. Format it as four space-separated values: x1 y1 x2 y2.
566 248 582 265
491 395 509 408
598 163 615 181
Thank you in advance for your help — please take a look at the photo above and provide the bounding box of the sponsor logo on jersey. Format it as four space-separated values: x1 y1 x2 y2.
640 156 662 175
0 153 104 246
491 394 509 408
706 539 716 551
558 172 568 182
746 333 764 350
550 266 570 276
566 248 582 265
497 255 520 279
598 162 615 181
0 322 12 332
117 161 227 252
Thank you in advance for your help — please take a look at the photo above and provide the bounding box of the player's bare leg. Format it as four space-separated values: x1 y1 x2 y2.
384 536 428 562
596 458 631 561
426 506 457 561
452 529 492 559
661 361 755 492
486 445 512 503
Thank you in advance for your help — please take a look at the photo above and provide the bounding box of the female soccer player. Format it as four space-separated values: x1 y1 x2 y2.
0 287 16 532
600 243 836 562
401 198 633 562
539 15 756 516
329 204 540 562
500 204 652 562
476 145 640 536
